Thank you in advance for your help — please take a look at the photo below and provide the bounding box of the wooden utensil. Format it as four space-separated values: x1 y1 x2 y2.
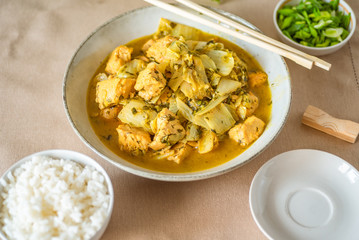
302 105 359 143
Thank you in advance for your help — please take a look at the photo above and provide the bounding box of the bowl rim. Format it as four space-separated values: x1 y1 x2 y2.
63 5 292 182
0 149 114 239
273 0 356 51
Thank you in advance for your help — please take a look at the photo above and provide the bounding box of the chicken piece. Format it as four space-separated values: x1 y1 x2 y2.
156 87 173 106
136 55 150 63
141 39 155 53
116 124 152 154
236 91 259 120
186 141 198 148
96 76 121 109
100 105 122 120
145 36 177 63
134 62 167 101
151 142 192 164
105 46 133 75
96 75 136 109
94 73 108 82
149 108 185 151
248 71 268 88
228 116 265 147
113 76 136 99
167 142 192 164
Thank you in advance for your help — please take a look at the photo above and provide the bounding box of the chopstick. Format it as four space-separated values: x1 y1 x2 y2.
174 0 331 71
144 0 331 71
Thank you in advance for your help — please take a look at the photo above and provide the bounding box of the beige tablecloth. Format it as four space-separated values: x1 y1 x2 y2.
1 0 358 239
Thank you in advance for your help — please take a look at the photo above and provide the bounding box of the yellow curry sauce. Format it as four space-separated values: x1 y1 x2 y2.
87 31 271 173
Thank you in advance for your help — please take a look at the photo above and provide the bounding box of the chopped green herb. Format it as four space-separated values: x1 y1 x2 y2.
168 115 176 121
276 0 351 48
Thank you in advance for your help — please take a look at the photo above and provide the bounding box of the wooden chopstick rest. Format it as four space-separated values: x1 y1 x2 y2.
302 105 359 143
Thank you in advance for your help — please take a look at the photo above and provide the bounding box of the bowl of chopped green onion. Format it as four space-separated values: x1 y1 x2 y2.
274 0 356 56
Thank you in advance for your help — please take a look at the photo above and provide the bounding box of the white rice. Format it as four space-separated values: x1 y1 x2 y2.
0 156 110 240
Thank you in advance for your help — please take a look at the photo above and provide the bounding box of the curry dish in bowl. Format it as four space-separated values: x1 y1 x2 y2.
87 18 272 173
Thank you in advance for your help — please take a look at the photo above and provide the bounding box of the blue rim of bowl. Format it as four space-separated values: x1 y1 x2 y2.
63 5 292 181
273 0 356 51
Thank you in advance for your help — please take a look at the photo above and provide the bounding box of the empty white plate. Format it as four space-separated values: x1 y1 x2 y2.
249 149 359 240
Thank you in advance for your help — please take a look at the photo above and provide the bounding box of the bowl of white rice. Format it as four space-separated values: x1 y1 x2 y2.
0 149 114 240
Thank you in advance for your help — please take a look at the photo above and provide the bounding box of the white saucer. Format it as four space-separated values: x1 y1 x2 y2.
249 149 359 240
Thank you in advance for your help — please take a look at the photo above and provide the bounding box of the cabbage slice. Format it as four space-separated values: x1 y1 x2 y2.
185 123 201 141
171 23 202 40
223 103 240 122
216 79 242 96
199 54 216 70
168 65 184 91
117 59 146 79
195 95 228 116
198 129 218 154
176 97 194 122
154 18 174 38
118 99 157 133
193 56 209 84
206 50 234 76
203 103 236 134
176 97 210 129
192 114 211 129
154 18 202 40
180 70 210 100
168 97 179 114
167 37 189 61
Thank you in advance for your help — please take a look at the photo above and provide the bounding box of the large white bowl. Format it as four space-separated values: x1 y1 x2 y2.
250 149 359 240
273 0 356 56
63 6 291 181
0 150 114 240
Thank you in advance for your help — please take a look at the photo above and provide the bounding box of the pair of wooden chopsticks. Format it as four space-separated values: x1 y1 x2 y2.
144 0 331 71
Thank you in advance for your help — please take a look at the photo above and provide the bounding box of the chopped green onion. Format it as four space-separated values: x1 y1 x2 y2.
342 13 351 29
282 30 292 39
313 19 325 29
286 22 306 35
341 29 349 39
316 39 331 47
309 26 318 37
330 0 339 11
294 29 311 39
323 27 343 38
280 16 293 29
300 41 309 46
276 0 351 48
278 8 295 16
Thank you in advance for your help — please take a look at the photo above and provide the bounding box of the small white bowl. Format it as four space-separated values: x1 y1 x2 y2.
273 0 356 56
249 149 359 240
0 149 114 240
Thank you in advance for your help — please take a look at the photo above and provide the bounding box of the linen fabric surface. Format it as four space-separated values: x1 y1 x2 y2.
0 0 358 239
